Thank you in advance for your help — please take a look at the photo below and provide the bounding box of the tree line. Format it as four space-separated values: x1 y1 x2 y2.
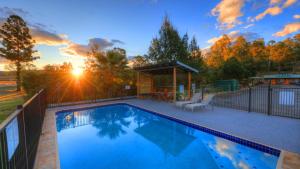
131 16 300 84
1 14 299 100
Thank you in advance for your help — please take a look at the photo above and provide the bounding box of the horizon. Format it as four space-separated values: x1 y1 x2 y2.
0 0 300 71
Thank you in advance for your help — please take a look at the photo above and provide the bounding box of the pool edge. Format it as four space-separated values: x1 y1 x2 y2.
55 102 281 157
35 100 300 169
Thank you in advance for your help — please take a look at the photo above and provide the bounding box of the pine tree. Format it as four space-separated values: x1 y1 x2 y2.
147 16 188 63
188 36 203 70
189 36 199 53
0 15 38 91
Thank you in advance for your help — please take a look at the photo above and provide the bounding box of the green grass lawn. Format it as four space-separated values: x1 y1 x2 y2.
0 96 24 123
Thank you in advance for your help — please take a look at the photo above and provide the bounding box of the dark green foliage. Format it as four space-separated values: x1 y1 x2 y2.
147 16 204 72
147 16 190 63
220 57 246 80
0 15 38 91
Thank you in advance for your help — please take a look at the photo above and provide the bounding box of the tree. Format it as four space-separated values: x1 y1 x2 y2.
131 55 148 67
293 34 300 61
269 41 293 72
231 36 250 61
188 36 203 70
189 36 199 53
147 16 188 63
292 34 300 72
85 45 132 97
206 35 231 68
249 39 268 72
231 36 256 78
0 15 38 91
220 57 246 80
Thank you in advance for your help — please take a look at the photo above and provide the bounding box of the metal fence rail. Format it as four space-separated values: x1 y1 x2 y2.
211 85 300 119
0 90 46 169
47 86 136 108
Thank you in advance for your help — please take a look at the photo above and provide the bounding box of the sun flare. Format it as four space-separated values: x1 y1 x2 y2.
71 67 83 77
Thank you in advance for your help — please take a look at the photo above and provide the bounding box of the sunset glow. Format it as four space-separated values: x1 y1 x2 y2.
71 67 83 77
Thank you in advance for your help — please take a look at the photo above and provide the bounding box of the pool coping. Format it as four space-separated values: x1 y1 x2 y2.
34 101 299 169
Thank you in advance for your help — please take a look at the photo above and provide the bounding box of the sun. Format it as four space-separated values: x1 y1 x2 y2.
71 67 83 77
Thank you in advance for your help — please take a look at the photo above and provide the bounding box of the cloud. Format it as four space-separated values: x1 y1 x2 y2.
270 0 282 4
89 38 124 49
0 7 68 46
273 22 300 36
251 0 297 22
60 38 124 57
255 6 282 21
111 39 125 44
0 18 69 46
60 43 89 57
283 0 297 8
207 31 239 44
243 23 255 29
30 28 69 46
211 0 245 29
294 14 300 19
0 6 29 17
207 30 260 44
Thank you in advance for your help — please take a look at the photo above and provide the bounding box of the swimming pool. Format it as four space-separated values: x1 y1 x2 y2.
56 104 279 169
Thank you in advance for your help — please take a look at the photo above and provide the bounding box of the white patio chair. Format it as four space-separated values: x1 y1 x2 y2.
184 94 215 112
175 92 202 108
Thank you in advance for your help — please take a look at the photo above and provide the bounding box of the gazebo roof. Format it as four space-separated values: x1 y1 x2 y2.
133 61 199 74
251 74 300 80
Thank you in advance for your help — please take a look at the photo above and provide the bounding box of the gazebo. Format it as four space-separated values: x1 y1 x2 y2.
251 74 300 85
134 61 199 102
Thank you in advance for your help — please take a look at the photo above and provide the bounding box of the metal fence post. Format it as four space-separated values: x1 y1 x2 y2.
267 83 272 115
20 107 29 169
201 87 204 100
248 86 252 112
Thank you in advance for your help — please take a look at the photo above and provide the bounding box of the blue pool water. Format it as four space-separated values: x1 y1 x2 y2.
56 104 278 169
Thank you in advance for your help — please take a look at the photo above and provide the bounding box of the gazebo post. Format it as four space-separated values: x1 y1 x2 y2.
188 72 191 99
173 67 176 102
151 75 154 92
137 72 140 98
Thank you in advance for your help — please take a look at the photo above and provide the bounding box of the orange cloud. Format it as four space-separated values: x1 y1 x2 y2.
255 6 282 21
60 43 90 57
273 22 300 36
211 0 245 29
294 15 300 19
251 0 297 22
283 0 297 8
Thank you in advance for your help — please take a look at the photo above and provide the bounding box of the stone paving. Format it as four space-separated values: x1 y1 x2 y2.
34 99 300 169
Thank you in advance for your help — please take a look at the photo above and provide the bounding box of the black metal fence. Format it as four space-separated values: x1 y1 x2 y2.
47 86 136 108
211 85 300 119
0 89 46 169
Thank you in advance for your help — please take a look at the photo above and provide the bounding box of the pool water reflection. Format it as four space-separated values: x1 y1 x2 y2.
56 104 278 169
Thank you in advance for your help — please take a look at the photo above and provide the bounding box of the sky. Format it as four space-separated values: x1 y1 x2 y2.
0 0 299 70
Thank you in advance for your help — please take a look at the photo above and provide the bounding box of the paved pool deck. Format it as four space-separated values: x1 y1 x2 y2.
34 99 300 169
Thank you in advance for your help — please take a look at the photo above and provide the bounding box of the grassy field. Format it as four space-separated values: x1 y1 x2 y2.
0 97 24 122
0 81 25 123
